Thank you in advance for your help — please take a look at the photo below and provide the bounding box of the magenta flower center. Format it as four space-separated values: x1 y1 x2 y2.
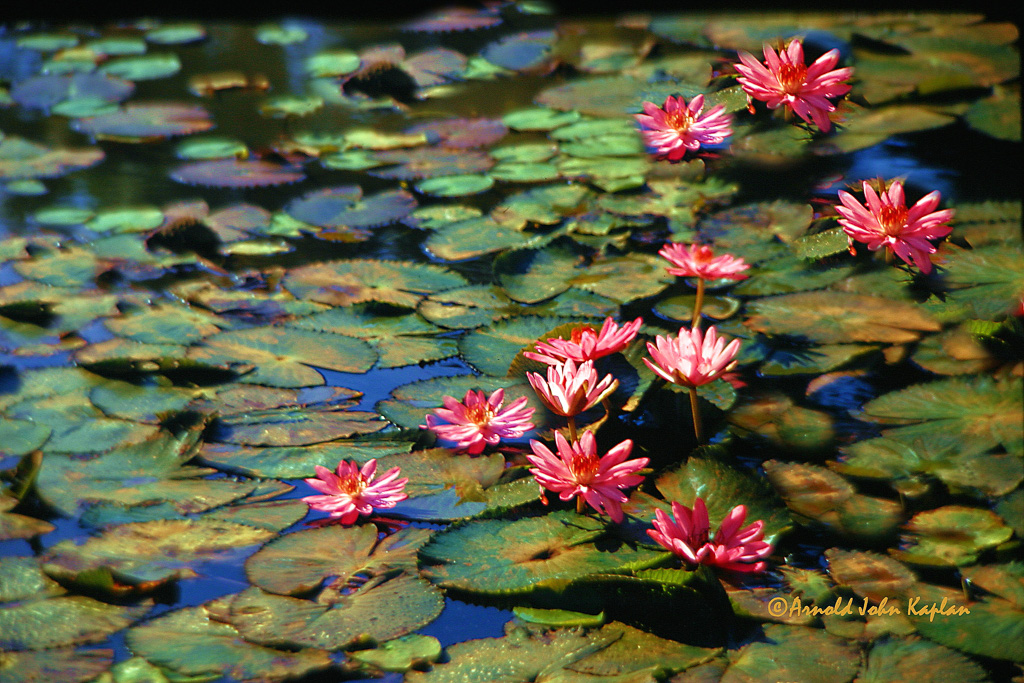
878 205 909 236
664 109 696 133
464 403 496 426
777 63 807 94
568 449 600 484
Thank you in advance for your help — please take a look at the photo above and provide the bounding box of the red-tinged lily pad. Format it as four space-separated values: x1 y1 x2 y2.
171 159 305 188
11 72 134 110
125 600 333 680
286 186 417 228
763 460 904 542
187 325 377 387
245 524 431 595
0 648 113 683
0 498 56 541
825 548 916 603
404 5 502 32
402 48 468 87
229 574 444 651
894 505 1013 566
282 258 468 308
406 118 508 149
370 147 494 180
0 595 150 651
74 103 214 142
0 135 104 180
745 291 941 344
420 510 665 595
42 519 275 586
858 375 1023 456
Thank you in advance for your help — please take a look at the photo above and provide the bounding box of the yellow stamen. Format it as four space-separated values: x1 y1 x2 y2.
777 63 807 94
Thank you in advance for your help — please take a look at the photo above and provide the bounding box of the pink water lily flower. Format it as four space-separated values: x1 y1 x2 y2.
659 243 750 281
735 39 853 132
527 359 618 417
648 498 771 573
524 317 642 366
836 179 954 274
635 94 733 161
645 325 741 388
422 388 535 454
303 458 408 524
527 430 648 523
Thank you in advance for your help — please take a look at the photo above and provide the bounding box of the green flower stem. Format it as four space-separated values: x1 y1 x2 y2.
688 386 704 444
692 277 706 328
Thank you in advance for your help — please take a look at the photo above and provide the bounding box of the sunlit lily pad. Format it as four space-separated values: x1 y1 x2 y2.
171 159 305 188
416 174 495 197
245 524 431 595
255 23 309 45
0 648 112 683
0 135 104 180
305 50 360 77
229 573 444 651
74 103 214 142
894 505 1013 566
746 291 940 344
126 600 333 680
187 325 377 387
0 595 149 651
174 136 248 160
825 549 916 603
349 634 442 672
104 301 225 344
537 76 685 118
859 636 992 683
86 206 165 233
424 216 535 261
283 259 467 308
420 510 665 594
259 94 323 118
719 623 860 683
502 107 581 131
145 23 207 45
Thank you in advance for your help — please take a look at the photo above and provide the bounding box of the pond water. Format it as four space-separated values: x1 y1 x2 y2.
0 6 1022 683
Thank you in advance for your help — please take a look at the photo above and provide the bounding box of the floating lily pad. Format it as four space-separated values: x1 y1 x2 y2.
404 5 502 32
420 510 664 594
255 23 309 45
174 136 248 160
825 549 916 603
537 76 686 118
245 524 431 595
859 636 991 683
75 103 214 142
424 216 534 261
283 259 467 308
286 187 417 228
198 439 412 478
305 50 360 77
482 30 555 71
86 206 165 233
104 301 225 344
494 241 582 304
187 325 377 387
502 107 581 131
229 573 444 651
11 72 134 110
719 624 860 683
349 634 443 672
259 95 323 118
0 135 104 180
459 315 591 376
407 118 508 149
171 159 305 188
895 505 1013 566
0 648 112 683
99 53 181 81
126 600 333 680
0 595 149 651
370 147 494 180
416 174 495 197
145 23 207 45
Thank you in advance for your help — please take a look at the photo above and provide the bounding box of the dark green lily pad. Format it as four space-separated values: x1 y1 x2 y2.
858 636 991 683
418 284 616 330
287 187 417 228
198 440 412 478
459 315 591 376
245 524 431 595
719 624 861 683
424 216 535 261
228 573 444 651
935 243 1024 322
829 104 957 153
494 241 582 304
74 103 214 142
420 510 665 595
126 600 333 680
536 75 686 118
964 83 1020 142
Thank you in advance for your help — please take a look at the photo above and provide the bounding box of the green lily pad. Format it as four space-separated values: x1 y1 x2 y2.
420 510 665 595
11 72 134 110
126 600 332 680
305 50 360 77
370 147 494 180
104 302 225 344
259 95 324 118
569 253 672 304
825 549 916 603
459 315 591 376
350 633 442 672
145 23 206 44
424 216 535 261
418 284 616 330
416 174 495 197
211 395 385 446
198 440 412 478
536 75 686 118
228 573 444 651
188 325 376 387
936 243 1024 321
171 159 305 188
964 83 1021 142
255 23 309 45
245 524 431 595
0 135 104 180
654 294 741 322
503 107 581 131
86 206 165 233
494 241 582 304
174 136 248 160
858 636 991 683
0 594 149 650
99 53 181 80
829 104 957 153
